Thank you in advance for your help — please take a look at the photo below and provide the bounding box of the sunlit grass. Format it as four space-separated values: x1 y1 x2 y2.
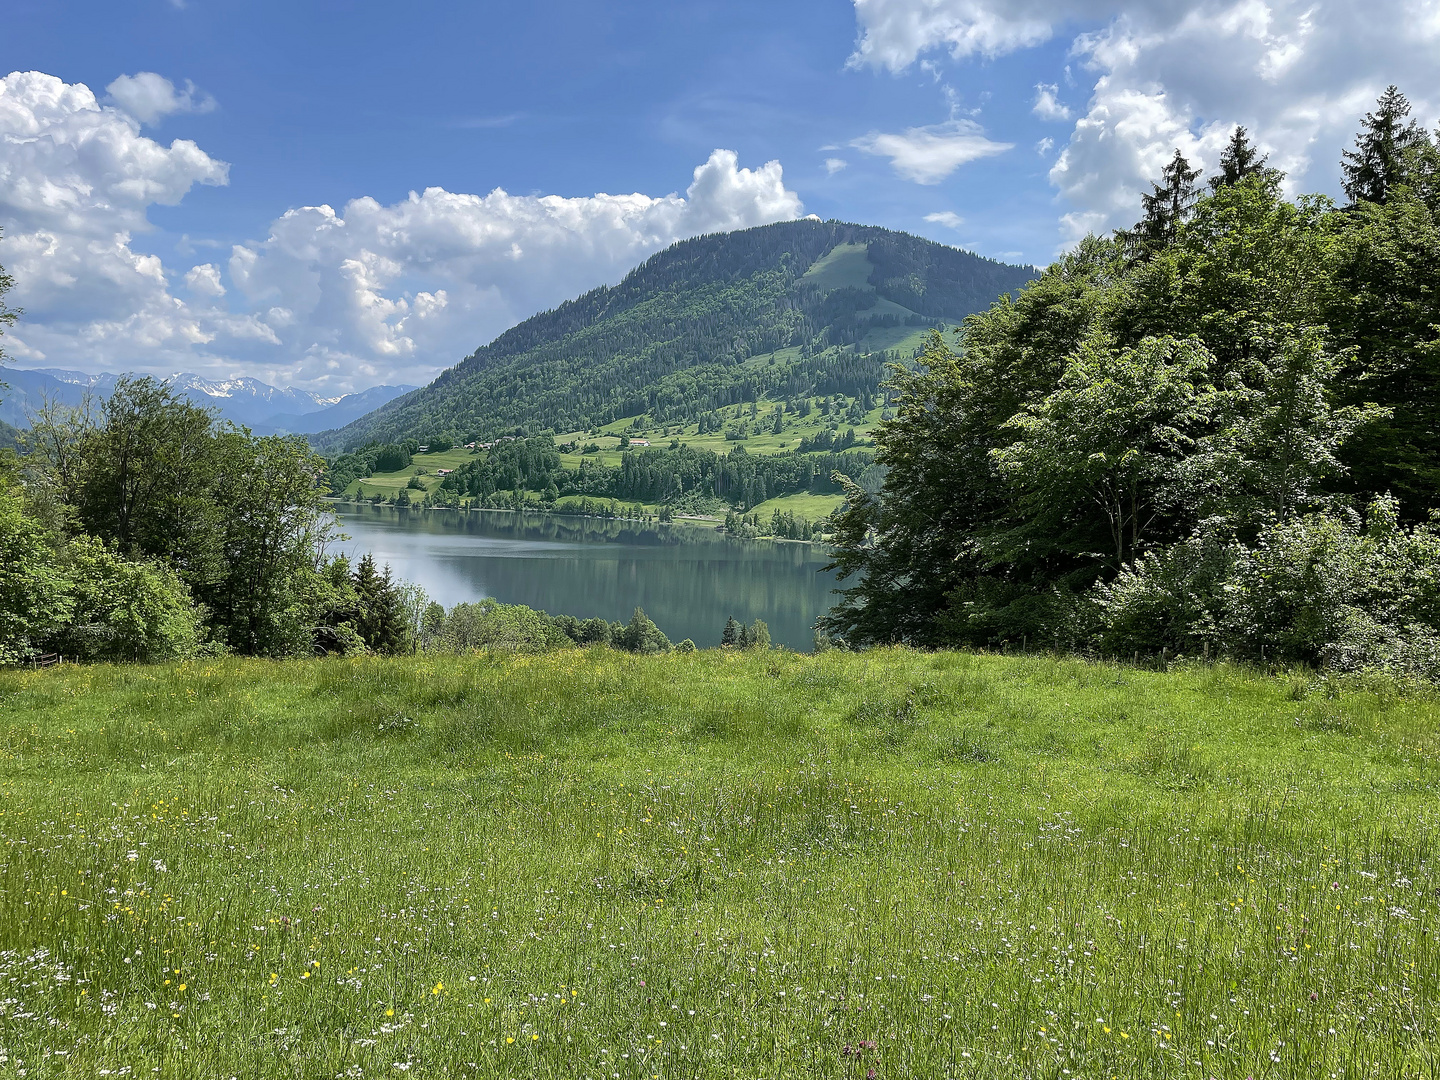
1 649 1436 1078
747 492 847 521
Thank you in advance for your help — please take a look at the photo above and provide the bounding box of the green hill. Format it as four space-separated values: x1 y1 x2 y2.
319 220 1035 449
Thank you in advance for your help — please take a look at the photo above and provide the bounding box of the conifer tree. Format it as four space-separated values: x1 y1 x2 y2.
1133 149 1202 251
353 555 407 654
1342 85 1427 205
1208 126 1271 191
721 615 741 646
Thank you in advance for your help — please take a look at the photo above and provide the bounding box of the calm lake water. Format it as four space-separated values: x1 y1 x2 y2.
331 504 841 650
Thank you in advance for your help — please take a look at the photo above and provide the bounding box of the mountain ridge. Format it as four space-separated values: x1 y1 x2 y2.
0 368 415 435
319 219 1036 449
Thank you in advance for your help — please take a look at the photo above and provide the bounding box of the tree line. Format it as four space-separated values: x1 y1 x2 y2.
824 88 1440 679
427 438 873 511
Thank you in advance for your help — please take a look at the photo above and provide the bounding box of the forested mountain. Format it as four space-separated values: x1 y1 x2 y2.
319 220 1035 448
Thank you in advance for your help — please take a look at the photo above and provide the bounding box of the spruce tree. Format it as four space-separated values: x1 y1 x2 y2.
1133 149 1202 252
1208 126 1271 191
353 555 407 654
721 615 740 647
1342 85 1426 205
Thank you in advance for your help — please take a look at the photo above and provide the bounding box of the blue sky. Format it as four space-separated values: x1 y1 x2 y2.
1 0 1435 391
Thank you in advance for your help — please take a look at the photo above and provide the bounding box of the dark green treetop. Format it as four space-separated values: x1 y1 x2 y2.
1342 85 1428 205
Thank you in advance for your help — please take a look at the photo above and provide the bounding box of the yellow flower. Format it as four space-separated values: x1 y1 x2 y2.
506 1037 514 1044
386 1008 394 1017
432 982 444 995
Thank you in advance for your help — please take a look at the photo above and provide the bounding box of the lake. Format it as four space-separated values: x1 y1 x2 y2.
331 504 841 650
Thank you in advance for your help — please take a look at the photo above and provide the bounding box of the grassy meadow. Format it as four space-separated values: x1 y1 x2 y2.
1 649 1437 1078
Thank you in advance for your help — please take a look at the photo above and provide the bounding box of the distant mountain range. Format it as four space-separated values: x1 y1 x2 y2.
317 219 1037 450
0 368 415 436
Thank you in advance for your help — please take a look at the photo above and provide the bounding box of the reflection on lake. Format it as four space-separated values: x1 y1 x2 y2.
331 504 840 650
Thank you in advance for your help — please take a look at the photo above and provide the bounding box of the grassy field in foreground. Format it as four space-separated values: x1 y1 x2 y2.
1 650 1437 1079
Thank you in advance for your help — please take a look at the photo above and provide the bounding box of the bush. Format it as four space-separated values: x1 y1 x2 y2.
1097 496 1440 677
59 537 207 663
439 599 574 653
0 490 72 664
614 608 671 654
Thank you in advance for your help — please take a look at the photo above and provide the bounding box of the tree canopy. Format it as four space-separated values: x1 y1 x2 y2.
824 90 1440 678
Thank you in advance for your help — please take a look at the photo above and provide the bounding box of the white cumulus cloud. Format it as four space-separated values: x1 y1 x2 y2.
924 210 965 228
105 72 216 126
0 70 234 368
850 0 1440 240
225 148 803 388
852 118 1012 183
0 74 803 393
184 263 226 297
825 157 849 175
850 0 1064 70
1032 83 1071 121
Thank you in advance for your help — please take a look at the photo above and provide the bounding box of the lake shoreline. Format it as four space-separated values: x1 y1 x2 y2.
330 503 839 649
324 496 832 547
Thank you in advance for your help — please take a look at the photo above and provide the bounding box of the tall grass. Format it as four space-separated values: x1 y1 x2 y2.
1 649 1436 1078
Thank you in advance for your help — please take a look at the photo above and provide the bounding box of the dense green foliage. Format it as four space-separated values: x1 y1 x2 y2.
415 598 677 656
827 102 1440 680
428 436 873 512
0 378 437 662
320 221 1034 448
325 443 416 492
2 649 1437 1077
